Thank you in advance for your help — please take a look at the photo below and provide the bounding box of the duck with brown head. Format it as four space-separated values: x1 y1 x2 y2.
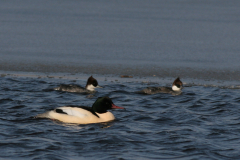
171 77 183 91
139 77 183 95
54 76 102 93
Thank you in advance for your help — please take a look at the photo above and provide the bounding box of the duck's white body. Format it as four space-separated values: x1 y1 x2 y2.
36 107 115 124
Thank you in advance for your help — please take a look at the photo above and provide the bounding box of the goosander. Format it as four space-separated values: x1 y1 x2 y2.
35 97 125 124
140 77 183 95
54 76 102 92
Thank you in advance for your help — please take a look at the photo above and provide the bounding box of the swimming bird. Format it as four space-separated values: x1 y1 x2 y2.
35 97 125 124
139 77 183 95
54 76 102 93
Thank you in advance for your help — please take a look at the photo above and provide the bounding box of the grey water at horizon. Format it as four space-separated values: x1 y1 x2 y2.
0 0 240 81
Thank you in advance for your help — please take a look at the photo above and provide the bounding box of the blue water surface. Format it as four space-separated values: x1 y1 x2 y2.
0 74 240 159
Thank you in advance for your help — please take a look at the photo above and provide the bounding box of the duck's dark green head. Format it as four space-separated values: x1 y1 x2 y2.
92 97 124 113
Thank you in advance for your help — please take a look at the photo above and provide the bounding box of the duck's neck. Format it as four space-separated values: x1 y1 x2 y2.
172 85 181 91
86 84 95 91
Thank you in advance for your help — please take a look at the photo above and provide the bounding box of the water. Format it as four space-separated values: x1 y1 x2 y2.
0 73 240 159
1 0 240 81
1 0 240 159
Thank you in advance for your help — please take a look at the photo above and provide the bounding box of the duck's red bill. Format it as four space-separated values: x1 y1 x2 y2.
111 104 125 109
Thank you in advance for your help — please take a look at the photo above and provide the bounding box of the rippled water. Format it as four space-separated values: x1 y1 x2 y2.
1 73 240 159
1 0 240 159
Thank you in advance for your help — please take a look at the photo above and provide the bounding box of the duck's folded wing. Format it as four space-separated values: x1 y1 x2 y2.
57 107 87 118
35 107 88 119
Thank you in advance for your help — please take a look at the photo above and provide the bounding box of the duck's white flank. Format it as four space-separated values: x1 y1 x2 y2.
36 107 115 124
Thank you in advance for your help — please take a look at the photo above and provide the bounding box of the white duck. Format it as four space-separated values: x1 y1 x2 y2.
35 97 125 124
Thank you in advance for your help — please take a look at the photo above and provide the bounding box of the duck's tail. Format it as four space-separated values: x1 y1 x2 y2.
34 111 51 119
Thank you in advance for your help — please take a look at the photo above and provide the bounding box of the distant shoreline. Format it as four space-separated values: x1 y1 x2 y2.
0 61 240 81
1 68 240 89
